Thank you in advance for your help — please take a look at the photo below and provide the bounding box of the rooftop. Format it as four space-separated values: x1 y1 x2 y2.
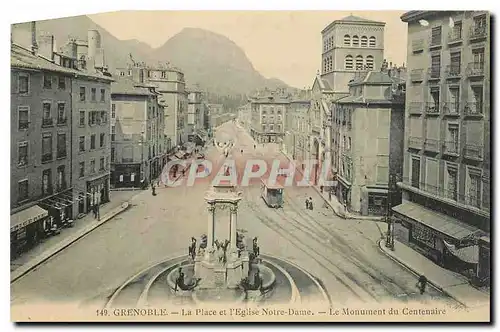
11 43 113 82
322 14 386 33
111 77 159 96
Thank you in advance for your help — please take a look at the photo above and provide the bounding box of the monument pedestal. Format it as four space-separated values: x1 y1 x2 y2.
194 250 248 289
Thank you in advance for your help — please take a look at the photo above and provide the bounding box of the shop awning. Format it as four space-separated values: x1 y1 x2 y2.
443 240 479 264
392 201 479 240
175 151 185 159
11 205 48 233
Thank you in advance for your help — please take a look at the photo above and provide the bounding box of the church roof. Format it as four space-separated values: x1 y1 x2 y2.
322 14 385 33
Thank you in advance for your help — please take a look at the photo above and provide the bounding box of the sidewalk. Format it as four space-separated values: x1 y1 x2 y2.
10 190 140 283
280 150 384 221
379 238 490 309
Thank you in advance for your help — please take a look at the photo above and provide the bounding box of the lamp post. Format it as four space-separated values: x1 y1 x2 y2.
385 173 401 251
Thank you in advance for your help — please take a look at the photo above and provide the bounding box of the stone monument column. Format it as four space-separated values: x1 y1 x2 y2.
229 205 238 251
207 204 215 249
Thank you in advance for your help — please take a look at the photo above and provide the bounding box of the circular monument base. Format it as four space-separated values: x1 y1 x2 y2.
192 288 247 305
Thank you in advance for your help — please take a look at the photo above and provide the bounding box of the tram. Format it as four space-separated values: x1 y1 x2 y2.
260 179 284 208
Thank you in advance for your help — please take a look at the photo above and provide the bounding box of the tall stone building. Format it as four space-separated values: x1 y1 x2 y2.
115 62 188 150
331 67 406 216
394 11 490 285
249 90 289 144
110 78 166 188
10 23 113 257
309 15 386 185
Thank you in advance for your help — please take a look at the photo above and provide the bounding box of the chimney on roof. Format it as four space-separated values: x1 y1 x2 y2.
30 21 38 55
38 32 54 61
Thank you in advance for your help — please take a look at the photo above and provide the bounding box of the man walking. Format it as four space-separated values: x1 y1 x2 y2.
416 275 428 295
308 197 314 211
96 203 100 221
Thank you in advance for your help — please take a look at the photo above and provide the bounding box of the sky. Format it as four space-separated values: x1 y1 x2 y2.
89 10 408 88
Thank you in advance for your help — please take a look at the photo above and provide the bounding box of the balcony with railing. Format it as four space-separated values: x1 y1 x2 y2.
410 69 424 82
427 67 441 81
408 137 423 150
464 101 484 117
466 62 485 77
57 117 67 125
57 149 67 159
445 65 461 79
19 120 29 130
408 102 423 115
443 140 460 156
41 152 52 163
412 39 424 53
447 30 463 45
425 102 440 115
442 102 460 116
42 118 54 127
469 24 488 41
424 138 440 152
464 143 484 161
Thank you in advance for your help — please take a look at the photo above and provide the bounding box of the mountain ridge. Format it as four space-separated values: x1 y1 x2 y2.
12 15 294 96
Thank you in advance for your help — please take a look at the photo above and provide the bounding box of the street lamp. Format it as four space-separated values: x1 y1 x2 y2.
385 173 401 251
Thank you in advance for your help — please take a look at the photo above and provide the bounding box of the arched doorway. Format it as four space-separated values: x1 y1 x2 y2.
312 139 320 185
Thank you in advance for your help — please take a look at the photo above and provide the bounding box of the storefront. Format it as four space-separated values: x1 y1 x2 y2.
392 201 486 274
38 188 75 227
11 205 50 259
112 163 141 188
86 174 110 211
361 187 388 216
335 175 351 209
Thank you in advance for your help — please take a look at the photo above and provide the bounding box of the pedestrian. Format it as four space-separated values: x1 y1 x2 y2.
241 149 243 154
96 204 100 221
254 144 256 149
416 275 428 295
305 197 310 210
92 204 97 219
328 190 332 201
309 197 314 211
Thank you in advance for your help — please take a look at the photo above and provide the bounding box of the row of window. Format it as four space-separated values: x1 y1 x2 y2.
344 55 374 71
17 132 67 167
262 124 282 132
429 14 487 47
43 74 66 90
79 86 107 102
323 35 377 52
79 133 107 152
409 155 486 209
17 165 68 202
262 115 283 121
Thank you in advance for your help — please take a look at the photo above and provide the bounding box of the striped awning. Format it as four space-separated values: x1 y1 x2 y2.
443 240 479 264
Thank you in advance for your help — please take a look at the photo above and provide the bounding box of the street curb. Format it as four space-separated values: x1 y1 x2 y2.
376 238 467 308
11 202 132 284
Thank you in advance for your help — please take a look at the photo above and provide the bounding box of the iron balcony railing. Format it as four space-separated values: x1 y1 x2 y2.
427 67 441 80
442 102 460 116
410 69 424 82
445 64 461 78
408 137 423 149
424 138 440 152
466 62 485 77
443 140 460 155
401 178 490 212
41 153 52 163
18 121 29 130
42 118 54 127
57 117 67 125
464 101 483 116
469 24 488 41
412 39 424 53
447 30 463 44
408 102 423 115
425 102 440 115
464 144 483 160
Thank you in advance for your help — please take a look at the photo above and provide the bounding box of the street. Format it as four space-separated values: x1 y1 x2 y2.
11 121 458 308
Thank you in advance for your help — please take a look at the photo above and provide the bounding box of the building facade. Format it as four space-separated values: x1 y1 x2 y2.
110 78 165 188
10 23 113 257
332 69 406 216
115 63 188 149
394 11 490 284
249 92 289 144
187 87 208 144
282 91 310 164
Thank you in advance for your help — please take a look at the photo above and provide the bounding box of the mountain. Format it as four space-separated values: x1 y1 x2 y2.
12 16 294 96
149 27 291 95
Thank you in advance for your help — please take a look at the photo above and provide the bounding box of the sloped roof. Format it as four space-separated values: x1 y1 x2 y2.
349 71 405 86
111 77 157 96
11 43 113 82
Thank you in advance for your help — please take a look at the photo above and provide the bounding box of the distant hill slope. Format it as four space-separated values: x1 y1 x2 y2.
12 16 293 96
